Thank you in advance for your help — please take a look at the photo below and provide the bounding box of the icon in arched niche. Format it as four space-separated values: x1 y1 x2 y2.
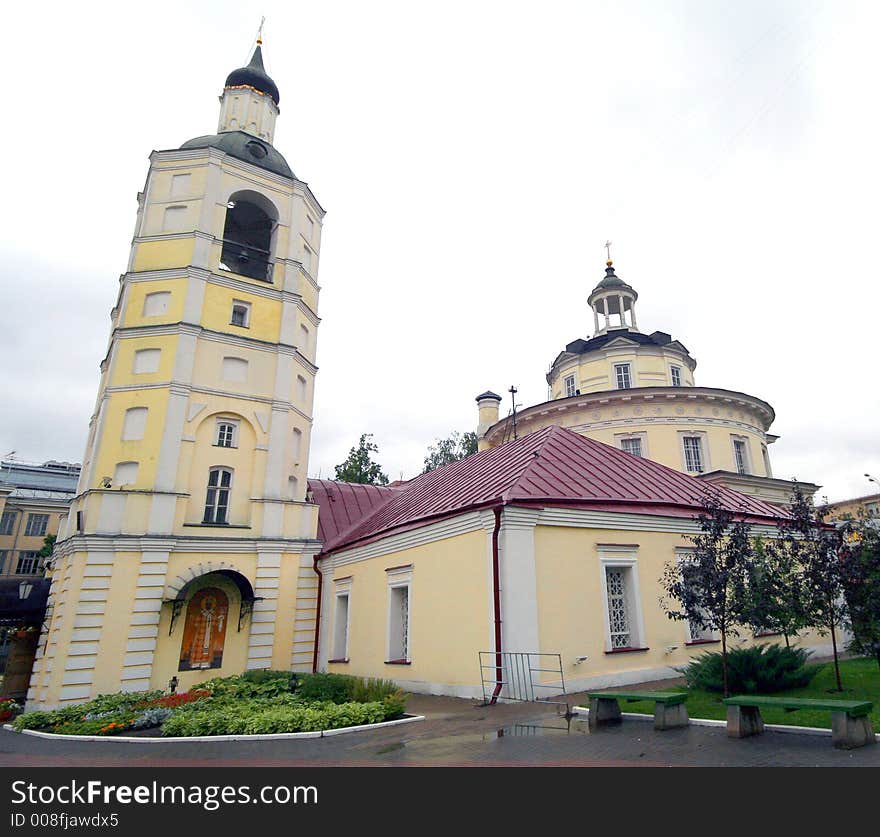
178 587 229 671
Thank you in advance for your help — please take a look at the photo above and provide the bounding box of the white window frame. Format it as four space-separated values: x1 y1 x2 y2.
761 445 773 477
679 432 709 474
386 565 412 664
675 548 719 644
331 577 352 662
731 436 751 475
142 291 171 318
615 431 647 458
203 467 233 525
598 546 645 653
25 514 49 537
670 365 682 387
614 363 633 390
214 418 240 449
230 300 251 328
564 374 576 398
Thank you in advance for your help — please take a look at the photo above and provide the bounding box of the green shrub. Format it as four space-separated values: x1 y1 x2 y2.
12 690 162 732
199 672 293 699
295 673 356 703
680 644 819 694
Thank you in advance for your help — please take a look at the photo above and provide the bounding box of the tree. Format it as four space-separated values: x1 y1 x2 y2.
660 493 754 697
37 534 56 559
334 434 389 485
776 487 849 691
422 431 478 473
840 514 880 671
744 535 808 648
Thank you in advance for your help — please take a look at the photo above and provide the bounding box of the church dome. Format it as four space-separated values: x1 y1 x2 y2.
179 131 295 179
589 262 636 299
224 46 280 106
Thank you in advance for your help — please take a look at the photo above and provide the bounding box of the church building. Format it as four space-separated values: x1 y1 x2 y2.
28 42 325 709
28 42 832 710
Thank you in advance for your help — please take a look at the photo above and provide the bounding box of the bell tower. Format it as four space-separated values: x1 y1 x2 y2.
28 39 325 709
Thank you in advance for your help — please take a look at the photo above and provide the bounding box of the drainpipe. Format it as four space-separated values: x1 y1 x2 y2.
311 555 323 673
490 505 503 704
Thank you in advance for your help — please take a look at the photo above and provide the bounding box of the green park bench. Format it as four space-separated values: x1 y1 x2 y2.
586 690 689 731
723 695 876 750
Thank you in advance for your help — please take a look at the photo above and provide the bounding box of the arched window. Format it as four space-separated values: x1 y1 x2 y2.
203 467 233 524
220 192 277 281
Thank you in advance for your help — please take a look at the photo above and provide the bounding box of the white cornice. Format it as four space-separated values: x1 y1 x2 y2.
54 533 323 558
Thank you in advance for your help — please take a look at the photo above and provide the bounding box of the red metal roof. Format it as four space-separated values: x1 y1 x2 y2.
307 479 403 544
316 425 788 554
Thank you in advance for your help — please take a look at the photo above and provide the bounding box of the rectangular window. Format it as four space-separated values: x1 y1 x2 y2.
170 173 191 197
230 300 251 328
614 363 632 390
0 551 6 573
670 365 682 387
142 291 171 317
620 437 642 457
733 439 749 475
683 436 704 473
676 550 717 643
133 348 161 374
306 215 315 242
564 375 576 397
332 592 350 661
16 551 42 575
386 565 412 664
203 468 232 524
0 511 16 536
605 567 631 648
215 419 239 448
25 514 49 537
761 445 772 477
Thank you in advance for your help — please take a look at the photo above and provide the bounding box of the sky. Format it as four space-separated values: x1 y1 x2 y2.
0 0 878 502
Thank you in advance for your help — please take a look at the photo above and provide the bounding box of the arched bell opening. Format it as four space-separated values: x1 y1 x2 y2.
220 190 279 281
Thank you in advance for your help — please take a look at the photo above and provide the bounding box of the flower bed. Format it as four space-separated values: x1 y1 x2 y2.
11 672 408 737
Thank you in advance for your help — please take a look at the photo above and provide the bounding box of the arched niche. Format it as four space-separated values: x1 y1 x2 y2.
220 189 280 282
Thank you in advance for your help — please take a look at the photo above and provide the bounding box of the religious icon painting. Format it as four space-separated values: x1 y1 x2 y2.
178 587 229 671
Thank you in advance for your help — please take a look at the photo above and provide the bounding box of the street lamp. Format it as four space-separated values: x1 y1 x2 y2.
18 581 33 600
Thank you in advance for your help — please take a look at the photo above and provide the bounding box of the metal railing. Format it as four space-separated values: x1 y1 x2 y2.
479 651 568 712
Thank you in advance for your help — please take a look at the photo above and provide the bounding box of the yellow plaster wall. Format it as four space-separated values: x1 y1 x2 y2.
132 239 196 273
327 530 490 687
122 278 188 327
191 340 277 401
91 389 170 490
534 525 828 685
110 335 179 387
200 284 282 343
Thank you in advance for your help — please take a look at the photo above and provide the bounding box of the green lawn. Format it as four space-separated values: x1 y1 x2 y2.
618 657 880 732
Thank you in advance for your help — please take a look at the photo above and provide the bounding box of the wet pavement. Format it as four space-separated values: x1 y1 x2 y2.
2 690 879 767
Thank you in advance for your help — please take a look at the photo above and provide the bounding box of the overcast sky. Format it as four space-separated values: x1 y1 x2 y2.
1 0 878 502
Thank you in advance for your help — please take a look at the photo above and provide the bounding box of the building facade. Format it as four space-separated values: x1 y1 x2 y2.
29 44 325 709
0 460 79 699
476 259 818 507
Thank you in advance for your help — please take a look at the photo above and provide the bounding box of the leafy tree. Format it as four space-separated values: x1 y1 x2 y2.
37 534 56 559
744 535 807 648
333 434 389 486
660 493 754 697
840 514 880 671
775 487 849 691
422 431 478 473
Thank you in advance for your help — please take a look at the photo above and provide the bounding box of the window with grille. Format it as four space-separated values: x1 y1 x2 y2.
683 436 704 473
16 551 42 574
215 420 238 448
203 468 233 524
25 514 49 537
0 511 16 535
614 363 632 390
733 439 748 475
605 567 631 649
620 437 642 457
564 375 576 397
670 365 682 387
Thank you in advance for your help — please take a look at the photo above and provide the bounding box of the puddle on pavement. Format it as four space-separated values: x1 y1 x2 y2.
495 716 592 737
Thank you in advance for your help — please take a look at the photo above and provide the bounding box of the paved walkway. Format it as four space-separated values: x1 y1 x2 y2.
2 689 879 767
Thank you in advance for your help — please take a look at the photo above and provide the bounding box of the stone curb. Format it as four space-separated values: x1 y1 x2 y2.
570 706 880 740
2 714 424 744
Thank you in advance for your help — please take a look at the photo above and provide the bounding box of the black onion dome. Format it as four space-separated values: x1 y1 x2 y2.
224 45 280 106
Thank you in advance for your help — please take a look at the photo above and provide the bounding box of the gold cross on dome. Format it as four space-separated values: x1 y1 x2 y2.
604 240 613 262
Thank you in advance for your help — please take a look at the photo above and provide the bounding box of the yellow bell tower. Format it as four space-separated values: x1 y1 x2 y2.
28 40 325 708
